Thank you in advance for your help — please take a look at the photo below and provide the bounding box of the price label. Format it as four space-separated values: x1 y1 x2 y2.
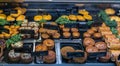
32 51 48 56
89 52 106 57
67 52 84 58
20 29 35 34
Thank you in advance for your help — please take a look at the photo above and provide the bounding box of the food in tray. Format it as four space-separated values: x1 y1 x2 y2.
43 14 52 21
87 29 94 35
41 33 50 39
0 14 6 19
20 22 39 39
35 44 48 52
72 31 80 38
93 33 102 39
98 52 111 62
86 45 99 52
91 27 98 32
61 46 75 59
6 15 15 21
83 38 95 47
110 16 120 22
16 15 26 21
43 50 56 63
105 8 115 15
43 39 55 50
34 15 42 21
109 50 120 61
95 42 107 50
83 14 92 21
99 23 120 50
71 28 79 32
8 50 21 62
83 32 91 38
39 24 60 39
0 10 3 14
21 53 33 63
53 32 61 39
10 9 22 18
78 9 92 21
78 9 89 15
73 50 87 63
62 27 80 39
63 28 70 32
2 25 20 39
76 15 85 21
11 41 23 48
68 14 77 21
63 31 71 38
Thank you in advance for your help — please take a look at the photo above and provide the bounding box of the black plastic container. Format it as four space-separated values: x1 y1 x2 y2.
60 42 85 64
3 43 34 64
34 42 56 64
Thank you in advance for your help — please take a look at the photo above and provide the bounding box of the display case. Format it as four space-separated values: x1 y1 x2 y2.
0 0 120 66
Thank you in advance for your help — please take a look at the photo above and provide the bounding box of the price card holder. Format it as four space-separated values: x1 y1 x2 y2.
43 24 58 30
20 29 35 34
88 52 106 58
67 52 84 58
32 51 48 56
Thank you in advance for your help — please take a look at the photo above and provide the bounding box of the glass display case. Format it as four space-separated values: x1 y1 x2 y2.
0 0 120 66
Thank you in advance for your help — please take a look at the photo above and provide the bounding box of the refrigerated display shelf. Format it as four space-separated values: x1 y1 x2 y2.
2 63 115 66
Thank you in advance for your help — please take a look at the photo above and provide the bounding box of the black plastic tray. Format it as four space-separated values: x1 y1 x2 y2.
34 42 56 64
60 42 84 64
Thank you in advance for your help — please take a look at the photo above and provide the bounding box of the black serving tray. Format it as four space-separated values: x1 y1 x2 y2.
60 42 85 64
3 42 34 64
34 42 56 64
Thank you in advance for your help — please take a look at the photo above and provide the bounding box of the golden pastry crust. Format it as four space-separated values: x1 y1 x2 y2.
43 50 56 63
0 14 6 19
35 44 48 52
86 45 99 53
87 29 94 35
63 28 70 32
72 31 80 38
34 15 42 21
43 39 54 50
41 33 50 39
78 9 89 15
110 16 120 22
43 14 52 21
16 15 25 21
83 15 92 20
53 32 60 39
71 28 79 32
61 46 75 59
76 15 85 21
83 32 91 38
63 32 71 38
69 15 77 21
83 38 95 47
105 8 115 15
7 16 15 21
